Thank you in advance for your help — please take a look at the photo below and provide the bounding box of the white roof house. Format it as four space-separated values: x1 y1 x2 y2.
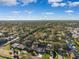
12 43 19 48
0 32 3 36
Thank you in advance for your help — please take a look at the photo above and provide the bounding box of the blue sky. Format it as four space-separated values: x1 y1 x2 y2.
0 0 79 20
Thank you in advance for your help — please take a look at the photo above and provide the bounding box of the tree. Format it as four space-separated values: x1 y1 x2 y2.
42 53 50 59
20 52 32 59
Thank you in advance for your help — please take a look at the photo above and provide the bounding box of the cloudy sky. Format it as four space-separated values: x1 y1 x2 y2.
0 0 79 20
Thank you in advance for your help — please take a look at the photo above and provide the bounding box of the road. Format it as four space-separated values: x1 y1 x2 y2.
3 37 19 46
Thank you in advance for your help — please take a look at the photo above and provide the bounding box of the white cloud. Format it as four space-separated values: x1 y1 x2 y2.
0 0 37 6
60 3 66 6
65 10 74 14
51 3 66 7
12 11 20 13
48 0 63 3
22 0 37 4
48 0 66 7
0 0 17 6
11 10 32 17
68 1 79 7
25 10 32 14
42 12 55 15
11 11 21 16
51 3 59 7
48 0 79 7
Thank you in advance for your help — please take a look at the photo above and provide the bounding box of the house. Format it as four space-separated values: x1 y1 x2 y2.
36 47 45 54
0 32 3 36
37 54 42 58
12 43 19 48
0 32 4 38
17 44 25 49
72 28 79 38
12 43 25 50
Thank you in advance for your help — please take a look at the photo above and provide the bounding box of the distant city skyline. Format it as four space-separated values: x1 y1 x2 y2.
0 0 79 20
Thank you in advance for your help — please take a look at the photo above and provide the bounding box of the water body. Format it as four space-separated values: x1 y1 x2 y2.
0 39 7 46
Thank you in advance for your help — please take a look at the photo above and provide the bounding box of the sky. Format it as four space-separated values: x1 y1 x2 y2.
0 0 79 20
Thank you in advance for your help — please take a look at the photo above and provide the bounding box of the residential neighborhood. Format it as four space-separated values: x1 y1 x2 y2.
0 21 79 59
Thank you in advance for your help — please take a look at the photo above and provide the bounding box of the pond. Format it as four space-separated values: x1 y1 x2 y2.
0 39 7 46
